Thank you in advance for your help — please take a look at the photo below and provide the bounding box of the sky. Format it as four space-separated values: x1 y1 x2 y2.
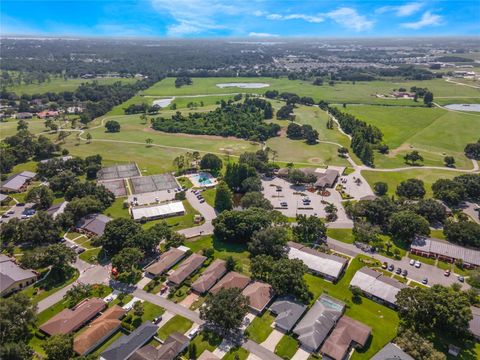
1 0 479 38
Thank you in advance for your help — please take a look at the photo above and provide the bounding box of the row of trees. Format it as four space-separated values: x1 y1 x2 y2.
432 174 480 206
151 98 278 142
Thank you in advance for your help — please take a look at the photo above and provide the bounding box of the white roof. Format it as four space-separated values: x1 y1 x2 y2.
131 201 185 220
287 246 346 280
350 267 406 305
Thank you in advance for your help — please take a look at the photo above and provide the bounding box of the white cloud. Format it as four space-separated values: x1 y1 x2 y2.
326 7 374 31
248 32 278 37
402 11 443 29
376 2 423 16
266 13 324 23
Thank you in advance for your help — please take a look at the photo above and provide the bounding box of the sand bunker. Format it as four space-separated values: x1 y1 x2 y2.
152 98 174 108
444 104 480 112
216 83 270 89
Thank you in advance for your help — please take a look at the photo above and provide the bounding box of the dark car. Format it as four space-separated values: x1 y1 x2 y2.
402 269 408 277
396 267 402 274
16 202 25 206
388 264 394 271
458 276 465 282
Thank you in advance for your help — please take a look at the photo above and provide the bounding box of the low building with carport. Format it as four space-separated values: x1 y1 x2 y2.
0 255 38 297
167 253 206 285
131 201 185 222
269 297 308 333
1 171 36 193
209 271 250 295
241 281 275 315
144 246 189 277
191 259 227 294
287 242 348 282
410 236 480 269
76 213 112 237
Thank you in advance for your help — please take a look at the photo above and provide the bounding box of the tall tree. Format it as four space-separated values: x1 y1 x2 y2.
248 226 288 259
42 334 73 360
389 210 430 242
214 182 233 213
293 215 326 244
25 185 54 210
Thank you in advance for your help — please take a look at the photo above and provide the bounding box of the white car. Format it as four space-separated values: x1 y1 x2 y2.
105 295 114 302
414 260 421 268
409 259 415 266
187 328 199 339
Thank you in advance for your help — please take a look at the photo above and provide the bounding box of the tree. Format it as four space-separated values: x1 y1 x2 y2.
396 285 472 336
286 123 303 139
464 140 480 160
101 218 142 255
443 220 480 248
415 199 447 225
64 196 104 222
354 197 396 229
65 284 92 307
43 243 76 277
145 138 153 147
302 124 318 145
396 178 426 199
200 153 223 175
85 132 92 143
200 288 249 336
324 203 338 222
133 301 144 317
432 178 465 206
404 150 423 165
17 119 29 131
105 120 120 133
248 227 288 259
444 156 455 167
25 185 54 210
454 174 480 201
214 182 233 213
396 329 446 360
373 182 388 196
240 191 273 210
225 256 236 272
288 169 306 185
423 91 434 106
19 211 61 245
0 294 37 358
112 247 143 275
389 211 430 242
353 220 381 244
293 215 326 244
241 176 262 193
49 170 78 193
42 334 73 360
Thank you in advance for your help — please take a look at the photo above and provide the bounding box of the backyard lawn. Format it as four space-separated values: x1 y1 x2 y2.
223 347 249 360
157 315 193 341
327 228 355 244
245 311 275 343
190 330 222 357
304 255 399 360
275 335 300 359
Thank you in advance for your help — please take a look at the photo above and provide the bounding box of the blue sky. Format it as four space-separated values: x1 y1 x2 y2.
1 1 479 38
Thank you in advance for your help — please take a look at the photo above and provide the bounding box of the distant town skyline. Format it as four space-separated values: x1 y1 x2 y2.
1 0 479 38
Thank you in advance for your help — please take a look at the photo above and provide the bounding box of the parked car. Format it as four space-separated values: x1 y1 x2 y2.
422 277 428 284
105 295 114 302
76 248 85 254
1 214 9 218
7 210 15 214
16 202 25 206
160 285 168 294
187 328 199 339
402 269 408 277
382 262 388 269
154 316 163 324
444 269 451 277
458 276 465 283
199 199 205 204
409 259 415 266
280 202 288 207
388 264 394 271
396 267 402 274
414 260 421 268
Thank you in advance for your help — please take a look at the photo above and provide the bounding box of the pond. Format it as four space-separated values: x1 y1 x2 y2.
444 104 480 112
216 82 270 89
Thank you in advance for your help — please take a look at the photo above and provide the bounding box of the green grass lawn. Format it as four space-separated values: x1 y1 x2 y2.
4 76 136 95
157 315 193 341
186 235 251 274
0 118 47 139
201 188 216 208
103 197 130 218
139 301 165 323
304 255 399 360
223 347 249 360
79 247 103 264
327 228 355 244
245 311 275 343
190 330 222 357
275 335 300 360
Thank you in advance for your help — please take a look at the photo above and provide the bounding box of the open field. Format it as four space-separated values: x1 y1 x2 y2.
3 76 136 95
142 77 480 105
343 104 479 169
0 118 49 138
361 168 459 197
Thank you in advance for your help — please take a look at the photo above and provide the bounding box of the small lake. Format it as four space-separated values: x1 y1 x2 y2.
444 104 480 112
152 98 174 108
216 82 270 89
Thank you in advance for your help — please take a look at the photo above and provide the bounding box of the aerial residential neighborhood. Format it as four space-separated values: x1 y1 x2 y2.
1 1 480 360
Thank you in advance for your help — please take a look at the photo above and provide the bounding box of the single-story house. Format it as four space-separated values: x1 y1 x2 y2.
67 106 84 114
293 294 345 352
131 201 185 222
76 213 112 237
15 112 33 119
40 298 106 336
1 171 36 193
100 321 159 360
278 167 340 188
130 332 189 360
37 110 59 119
269 297 308 333
320 316 371 360
469 306 480 341
73 305 126 355
144 246 189 277
349 267 407 308
410 236 480 269
40 155 73 164
287 242 348 282
210 271 250 295
47 201 68 219
0 255 38 297
371 343 414 360
242 281 275 315
168 253 206 285
191 259 227 294
0 193 11 205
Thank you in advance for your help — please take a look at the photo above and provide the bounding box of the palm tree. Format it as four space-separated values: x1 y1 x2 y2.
145 138 153 147
86 132 92 144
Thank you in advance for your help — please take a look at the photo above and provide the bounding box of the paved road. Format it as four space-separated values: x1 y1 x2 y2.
37 259 110 313
133 288 204 324
178 190 216 238
326 237 470 289
243 340 283 360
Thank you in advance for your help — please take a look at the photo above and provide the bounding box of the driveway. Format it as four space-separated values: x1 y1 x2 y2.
291 347 311 360
177 190 217 238
261 329 284 351
327 237 470 289
261 177 352 226
243 340 282 360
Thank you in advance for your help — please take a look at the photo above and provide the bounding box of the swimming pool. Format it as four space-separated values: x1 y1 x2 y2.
190 172 215 187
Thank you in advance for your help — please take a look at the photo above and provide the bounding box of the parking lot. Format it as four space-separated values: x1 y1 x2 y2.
261 177 351 225
0 202 36 223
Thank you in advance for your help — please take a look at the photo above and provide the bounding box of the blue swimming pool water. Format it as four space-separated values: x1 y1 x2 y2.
192 173 213 185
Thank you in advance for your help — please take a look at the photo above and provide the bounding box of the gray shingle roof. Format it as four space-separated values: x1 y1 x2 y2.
371 343 415 360
270 297 308 332
76 214 112 236
411 236 480 266
100 322 158 360
0 258 38 294
1 171 36 191
293 294 345 351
